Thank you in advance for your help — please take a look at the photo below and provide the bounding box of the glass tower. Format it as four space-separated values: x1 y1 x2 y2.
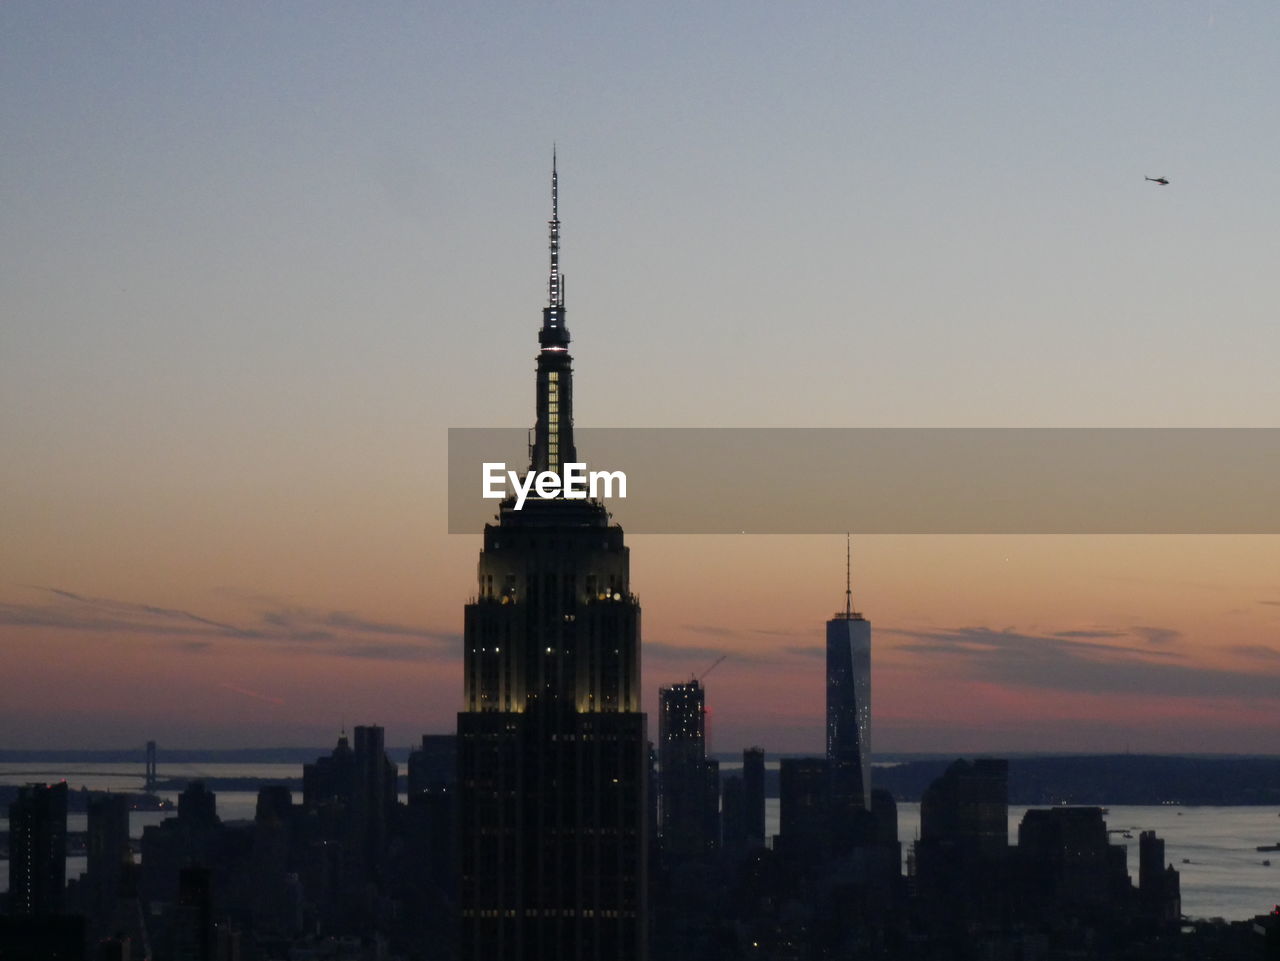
826 540 871 813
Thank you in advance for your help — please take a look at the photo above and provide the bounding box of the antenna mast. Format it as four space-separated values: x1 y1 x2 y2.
845 533 853 617
548 146 562 308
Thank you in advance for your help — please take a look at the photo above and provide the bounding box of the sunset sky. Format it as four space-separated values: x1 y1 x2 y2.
4 2 1280 754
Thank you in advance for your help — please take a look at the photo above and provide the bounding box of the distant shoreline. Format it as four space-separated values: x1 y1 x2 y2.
6 753 1280 805
4 748 1280 763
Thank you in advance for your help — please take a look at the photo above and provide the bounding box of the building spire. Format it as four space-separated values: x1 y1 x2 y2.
845 533 853 617
531 150 575 475
548 146 562 309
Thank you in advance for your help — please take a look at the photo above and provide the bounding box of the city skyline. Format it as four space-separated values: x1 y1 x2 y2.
5 3 1280 755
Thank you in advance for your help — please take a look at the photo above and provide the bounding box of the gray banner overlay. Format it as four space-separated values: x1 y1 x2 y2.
448 428 1280 534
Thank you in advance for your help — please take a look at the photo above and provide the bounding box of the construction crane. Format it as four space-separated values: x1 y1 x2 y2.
695 653 727 683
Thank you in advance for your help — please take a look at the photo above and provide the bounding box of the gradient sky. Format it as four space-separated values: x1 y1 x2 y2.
4 2 1280 753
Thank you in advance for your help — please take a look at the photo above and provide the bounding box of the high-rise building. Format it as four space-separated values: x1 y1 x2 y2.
7 782 68 916
407 734 457 794
249 788 294 937
302 729 354 809
919 758 1009 857
742 747 766 849
457 155 648 961
177 781 218 827
1138 830 1180 925
915 759 1010 925
827 539 871 814
351 724 396 884
658 679 719 860
1017 806 1131 914
777 757 830 862
869 787 899 848
720 775 746 851
139 780 223 907
169 865 213 961
85 794 131 934
1138 829 1163 895
702 757 721 855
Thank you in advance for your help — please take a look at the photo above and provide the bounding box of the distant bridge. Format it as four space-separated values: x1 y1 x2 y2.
4 770 146 780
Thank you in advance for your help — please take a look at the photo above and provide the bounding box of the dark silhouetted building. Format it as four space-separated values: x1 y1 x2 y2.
1138 829 1181 925
914 759 1011 926
646 743 659 867
407 734 457 794
1017 806 1131 918
405 735 459 903
0 915 85 960
824 541 873 863
249 786 295 937
920 758 1008 857
298 725 396 911
742 747 766 849
778 757 829 863
255 785 292 826
169 866 213 961
139 781 221 906
84 794 131 937
7 781 68 917
178 781 218 827
658 679 719 860
720 774 745 851
870 787 899 849
827 543 871 817
701 757 720 856
457 155 647 961
97 935 132 961
302 730 355 809
351 724 397 884
860 787 904 888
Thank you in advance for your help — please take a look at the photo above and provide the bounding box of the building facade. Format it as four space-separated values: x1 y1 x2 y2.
658 679 719 860
457 157 648 961
826 542 871 815
742 746 766 848
7 782 68 917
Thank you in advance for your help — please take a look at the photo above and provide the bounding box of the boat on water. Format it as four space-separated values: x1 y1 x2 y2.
1256 843 1280 852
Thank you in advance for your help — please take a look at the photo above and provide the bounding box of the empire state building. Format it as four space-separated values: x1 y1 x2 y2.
457 157 648 961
